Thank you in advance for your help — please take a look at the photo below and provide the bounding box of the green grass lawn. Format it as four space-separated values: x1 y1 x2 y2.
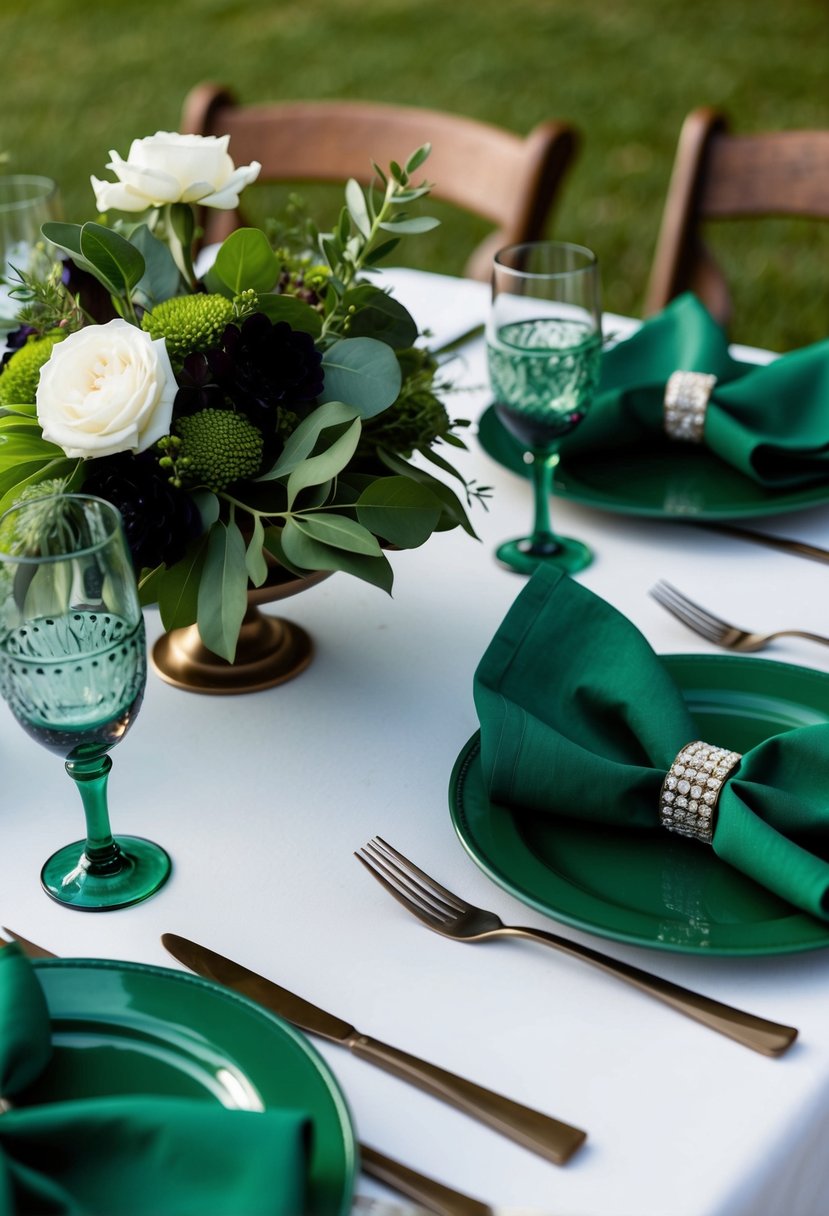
1 0 826 351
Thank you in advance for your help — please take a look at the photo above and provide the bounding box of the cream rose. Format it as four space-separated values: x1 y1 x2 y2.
36 320 178 459
90 131 261 214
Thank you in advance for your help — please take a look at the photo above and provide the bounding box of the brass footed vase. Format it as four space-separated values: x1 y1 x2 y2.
151 564 331 695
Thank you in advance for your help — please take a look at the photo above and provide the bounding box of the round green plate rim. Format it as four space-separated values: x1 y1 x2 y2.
449 654 829 957
477 404 829 520
32 957 357 1216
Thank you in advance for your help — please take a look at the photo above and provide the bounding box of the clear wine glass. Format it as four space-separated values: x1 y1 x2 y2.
0 493 171 911
0 175 62 325
487 240 602 574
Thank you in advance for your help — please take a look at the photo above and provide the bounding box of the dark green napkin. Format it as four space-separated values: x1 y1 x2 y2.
486 294 829 488
0 944 310 1216
473 566 829 921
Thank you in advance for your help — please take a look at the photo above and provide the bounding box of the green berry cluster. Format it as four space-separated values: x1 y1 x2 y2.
172 409 264 492
141 294 234 364
0 330 66 406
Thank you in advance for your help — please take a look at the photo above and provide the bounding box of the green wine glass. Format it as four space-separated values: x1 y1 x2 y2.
487 240 602 575
0 493 171 911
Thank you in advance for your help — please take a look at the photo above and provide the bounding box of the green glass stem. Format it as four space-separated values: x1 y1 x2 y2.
65 755 125 876
527 449 562 555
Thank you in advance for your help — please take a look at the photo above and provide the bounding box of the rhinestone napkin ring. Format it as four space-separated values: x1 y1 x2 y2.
659 741 742 845
663 371 718 443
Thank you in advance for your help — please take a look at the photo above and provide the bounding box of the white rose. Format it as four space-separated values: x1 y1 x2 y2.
90 131 261 214
36 319 178 459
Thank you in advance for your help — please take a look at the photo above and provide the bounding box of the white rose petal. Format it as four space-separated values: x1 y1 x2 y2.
89 131 260 213
36 319 178 459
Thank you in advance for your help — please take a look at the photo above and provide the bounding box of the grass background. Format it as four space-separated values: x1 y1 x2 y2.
1 0 826 352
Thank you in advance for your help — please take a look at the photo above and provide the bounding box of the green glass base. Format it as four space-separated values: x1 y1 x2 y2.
496 534 593 576
41 836 172 912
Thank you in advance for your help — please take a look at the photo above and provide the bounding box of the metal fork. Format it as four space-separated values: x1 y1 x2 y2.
650 580 829 653
355 838 797 1057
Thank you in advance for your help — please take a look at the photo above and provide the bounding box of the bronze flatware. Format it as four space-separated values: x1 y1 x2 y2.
1 928 498 1214
162 932 587 1165
696 522 829 565
650 580 829 653
355 838 798 1058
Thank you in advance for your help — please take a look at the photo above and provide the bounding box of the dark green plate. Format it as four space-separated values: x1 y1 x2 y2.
450 654 829 956
25 959 357 1216
478 404 829 520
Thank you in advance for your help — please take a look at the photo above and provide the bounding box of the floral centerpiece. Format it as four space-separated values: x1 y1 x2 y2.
0 132 485 662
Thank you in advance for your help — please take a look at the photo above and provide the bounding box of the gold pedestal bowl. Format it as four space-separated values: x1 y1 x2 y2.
151 565 332 695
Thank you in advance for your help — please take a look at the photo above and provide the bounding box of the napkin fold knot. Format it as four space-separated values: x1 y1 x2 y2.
659 740 743 844
663 370 718 443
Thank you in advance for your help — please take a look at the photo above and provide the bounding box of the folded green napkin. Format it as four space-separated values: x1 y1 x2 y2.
0 945 310 1216
489 293 829 488
473 566 829 921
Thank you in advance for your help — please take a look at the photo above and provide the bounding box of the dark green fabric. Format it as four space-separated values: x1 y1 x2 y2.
0 945 309 1216
559 293 829 487
474 567 829 920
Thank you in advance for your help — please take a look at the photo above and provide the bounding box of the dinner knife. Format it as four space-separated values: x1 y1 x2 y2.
695 522 829 565
162 932 587 1166
1 929 495 1216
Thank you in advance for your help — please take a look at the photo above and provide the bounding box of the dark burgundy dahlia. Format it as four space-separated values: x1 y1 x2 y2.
84 453 203 570
175 313 324 435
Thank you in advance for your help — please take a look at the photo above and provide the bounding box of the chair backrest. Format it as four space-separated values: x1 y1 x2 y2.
181 84 579 280
645 106 829 325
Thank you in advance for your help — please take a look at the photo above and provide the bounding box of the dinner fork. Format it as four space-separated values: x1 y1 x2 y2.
355 838 797 1057
650 580 829 653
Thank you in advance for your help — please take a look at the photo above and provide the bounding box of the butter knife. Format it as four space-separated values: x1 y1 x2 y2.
162 932 587 1166
1 928 495 1216
696 522 829 565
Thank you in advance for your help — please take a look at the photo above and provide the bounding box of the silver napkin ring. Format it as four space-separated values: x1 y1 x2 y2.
663 371 718 443
0 1097 11 1114
659 740 742 845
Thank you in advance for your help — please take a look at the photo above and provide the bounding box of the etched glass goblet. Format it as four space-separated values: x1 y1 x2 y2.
487 240 602 575
0 493 171 910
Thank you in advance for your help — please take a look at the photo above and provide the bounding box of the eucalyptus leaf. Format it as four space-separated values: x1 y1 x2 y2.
260 401 360 481
356 476 442 548
254 293 323 336
344 285 418 349
286 417 361 506
378 216 440 235
245 515 268 586
212 228 279 295
345 179 371 238
404 145 432 174
261 525 306 578
320 337 402 418
191 489 220 529
379 450 478 538
156 535 209 630
362 238 400 266
291 513 382 556
197 520 249 662
281 518 393 592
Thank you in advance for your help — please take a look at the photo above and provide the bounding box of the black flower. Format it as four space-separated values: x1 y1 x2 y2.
218 313 324 420
84 453 203 570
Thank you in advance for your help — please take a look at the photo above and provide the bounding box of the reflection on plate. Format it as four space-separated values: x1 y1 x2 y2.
450 655 829 956
26 959 356 1216
477 404 829 520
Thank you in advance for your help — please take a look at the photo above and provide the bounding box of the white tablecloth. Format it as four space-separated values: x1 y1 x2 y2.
3 270 829 1216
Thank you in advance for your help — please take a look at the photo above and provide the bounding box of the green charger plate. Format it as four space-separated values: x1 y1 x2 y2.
25 959 357 1216
478 404 829 520
450 654 829 956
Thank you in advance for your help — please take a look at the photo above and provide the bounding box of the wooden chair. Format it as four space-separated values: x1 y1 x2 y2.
645 106 829 325
181 84 579 280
